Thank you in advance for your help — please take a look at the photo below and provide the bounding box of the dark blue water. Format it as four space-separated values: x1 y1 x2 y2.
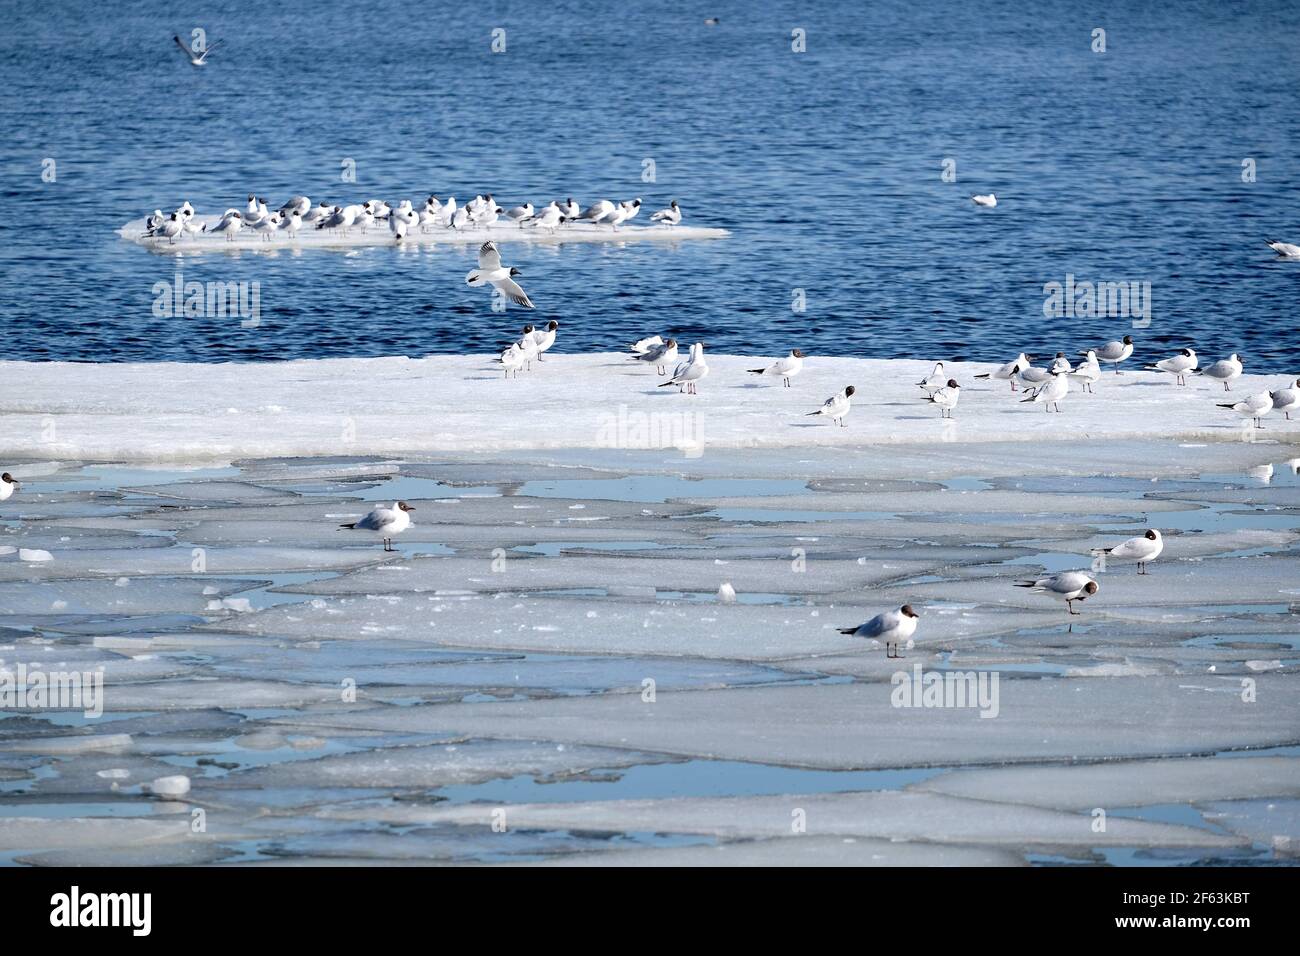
3 0 1299 367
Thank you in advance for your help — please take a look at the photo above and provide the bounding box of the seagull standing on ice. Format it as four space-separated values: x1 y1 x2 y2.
918 362 947 396
340 501 415 552
629 334 663 354
1265 240 1300 258
466 241 534 309
1069 351 1101 393
1083 335 1134 373
437 197 458 228
505 203 534 226
747 349 804 387
499 343 526 379
145 209 165 232
1015 572 1098 615
253 212 281 241
651 200 682 227
207 210 243 241
1094 529 1164 575
807 386 855 427
577 199 615 225
149 213 183 244
525 202 558 234
659 343 709 394
1145 348 1198 386
558 198 581 222
928 380 961 418
1049 352 1073 374
1021 370 1069 412
0 473 20 501
971 194 997 207
278 210 302 240
975 353 1030 391
173 35 223 66
278 196 310 217
529 320 559 359
1218 391 1273 428
838 604 918 658
302 203 332 225
1271 379 1300 419
636 338 678 375
1196 354 1244 391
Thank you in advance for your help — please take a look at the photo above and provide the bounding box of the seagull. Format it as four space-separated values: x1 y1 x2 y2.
354 204 375 233
437 196 459 228
1049 352 1073 374
1069 351 1101 393
278 210 302 240
0 472 20 501
1084 335 1134 374
838 604 918 659
558 198 581 221
173 35 222 67
577 199 615 224
302 203 332 225
1020 370 1070 412
1015 571 1099 615
364 200 391 221
618 198 642 224
1196 353 1244 391
918 362 948 396
176 201 195 222
659 343 709 394
636 338 678 374
499 343 527 379
505 203 534 225
747 349 804 387
971 194 997 207
512 325 540 370
466 241 534 309
526 202 562 234
278 196 310 217
1146 348 1198 386
1218 391 1273 428
651 200 682 227
253 211 281 241
1271 379 1300 420
529 320 559 359
1265 240 1300 258
339 501 415 552
207 210 243 241
1015 362 1053 392
450 205 470 230
148 212 183 244
974 353 1030 391
629 334 664 354
928 380 961 418
807 386 855 427
1094 529 1164 575
145 209 166 233
317 205 359 236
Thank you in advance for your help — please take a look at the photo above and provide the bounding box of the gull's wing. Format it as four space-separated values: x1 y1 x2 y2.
356 506 398 531
478 241 502 271
495 276 534 309
173 35 193 57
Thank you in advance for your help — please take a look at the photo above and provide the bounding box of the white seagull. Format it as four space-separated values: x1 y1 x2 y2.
971 194 997 207
918 362 947 396
1145 348 1198 386
1021 370 1070 412
499 343 527 379
629 334 664 354
747 349 804 387
1015 572 1099 615
0 472 20 501
278 196 310 217
505 203 534 226
659 343 709 394
635 338 678 374
529 320 559 359
1094 529 1164 575
1271 379 1300 420
975 353 1031 391
651 200 682 227
928 379 961 418
466 241 534 309
207 210 243 241
340 501 415 552
527 202 562 234
1196 353 1244 391
1069 351 1101 393
173 35 222 67
1218 391 1273 428
807 386 855 427
1265 240 1300 259
838 604 919 659
1084 335 1134 374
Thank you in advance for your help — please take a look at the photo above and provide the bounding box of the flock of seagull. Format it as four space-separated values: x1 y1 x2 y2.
142 194 683 246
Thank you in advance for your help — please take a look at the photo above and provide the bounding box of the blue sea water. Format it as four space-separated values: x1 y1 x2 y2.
2 0 1299 367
